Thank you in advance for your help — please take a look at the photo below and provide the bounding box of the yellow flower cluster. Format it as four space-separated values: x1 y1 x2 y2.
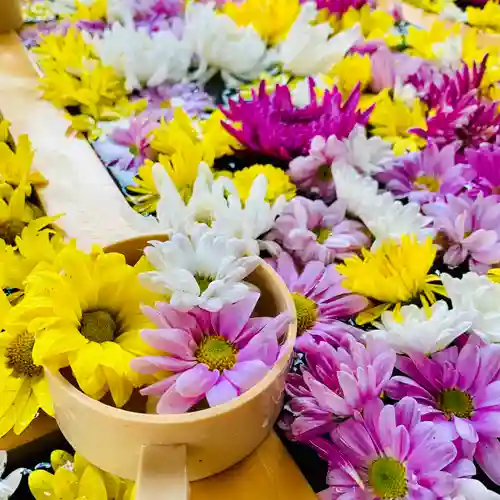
29 450 135 500
34 28 146 140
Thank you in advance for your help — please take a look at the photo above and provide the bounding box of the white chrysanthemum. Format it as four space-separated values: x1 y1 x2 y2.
0 452 23 500
441 2 467 23
92 23 192 90
331 126 393 175
275 2 361 76
211 175 287 255
140 226 261 312
183 2 268 83
446 479 500 500
442 272 500 343
394 79 418 108
367 301 471 355
432 34 462 70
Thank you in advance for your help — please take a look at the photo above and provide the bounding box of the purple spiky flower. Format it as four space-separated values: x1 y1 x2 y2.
466 143 500 197
314 0 371 16
221 79 373 162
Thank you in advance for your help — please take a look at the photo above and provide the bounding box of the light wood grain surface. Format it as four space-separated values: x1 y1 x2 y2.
0 31 316 499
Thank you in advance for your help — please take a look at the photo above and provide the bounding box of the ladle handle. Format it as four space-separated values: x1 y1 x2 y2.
136 444 189 500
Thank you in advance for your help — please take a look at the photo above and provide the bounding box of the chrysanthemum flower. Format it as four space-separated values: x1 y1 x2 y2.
337 235 445 324
467 1 500 33
326 53 371 97
0 452 23 498
23 246 161 407
222 0 300 45
269 252 368 349
368 300 472 355
131 294 292 413
126 161 159 215
466 143 500 196
424 194 500 272
29 450 134 500
0 295 53 438
387 337 500 483
285 335 395 441
317 0 369 17
378 143 475 204
139 228 261 312
267 197 371 265
231 164 296 204
325 397 461 499
222 79 372 162
199 108 241 160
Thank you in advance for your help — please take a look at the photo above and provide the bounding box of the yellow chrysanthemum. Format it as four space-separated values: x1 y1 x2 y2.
0 119 11 143
0 135 47 194
199 108 241 159
0 293 53 438
223 0 300 45
22 0 55 21
467 1 500 32
326 53 371 96
403 0 445 14
65 0 107 23
231 164 296 203
337 235 446 324
22 245 162 407
29 450 135 500
126 162 159 215
369 90 427 155
340 6 400 47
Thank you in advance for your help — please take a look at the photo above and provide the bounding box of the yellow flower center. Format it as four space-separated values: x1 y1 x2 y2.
313 227 331 244
368 457 408 499
5 331 43 378
438 389 474 419
316 164 333 182
414 175 440 193
195 336 237 371
0 219 26 245
80 310 117 343
292 293 318 334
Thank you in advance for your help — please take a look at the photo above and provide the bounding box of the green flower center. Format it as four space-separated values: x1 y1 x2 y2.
195 336 237 371
195 274 213 294
438 388 474 419
0 219 26 246
313 227 331 244
292 293 318 334
368 457 408 499
80 310 117 344
414 175 440 193
316 164 333 182
5 331 43 378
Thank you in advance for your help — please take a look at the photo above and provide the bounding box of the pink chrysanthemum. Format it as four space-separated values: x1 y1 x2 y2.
266 197 371 265
386 337 500 484
323 397 464 499
285 335 396 441
221 79 372 163
466 143 500 197
377 143 475 204
423 193 500 272
314 0 370 16
131 293 292 413
268 252 368 349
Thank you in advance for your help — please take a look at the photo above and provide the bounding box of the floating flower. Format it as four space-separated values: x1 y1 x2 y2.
269 252 368 349
92 22 193 91
424 194 500 272
22 245 161 407
0 451 23 499
326 52 371 97
267 197 370 265
316 0 369 17
231 164 296 204
325 397 461 499
378 143 474 204
139 228 261 312
467 1 500 33
29 449 134 500
126 161 159 214
274 2 361 76
368 300 472 355
222 79 372 163
183 1 267 82
285 335 395 440
450 478 500 500
465 143 500 196
222 0 300 45
337 235 445 324
442 272 500 343
198 108 241 160
387 338 500 482
131 293 292 413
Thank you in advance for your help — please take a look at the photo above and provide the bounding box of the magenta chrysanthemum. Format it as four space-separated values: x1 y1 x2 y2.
266 197 371 264
268 252 368 349
324 397 463 499
314 0 370 16
423 193 500 272
387 338 500 484
221 79 372 162
131 293 292 413
377 143 475 204
466 143 500 197
285 335 396 440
